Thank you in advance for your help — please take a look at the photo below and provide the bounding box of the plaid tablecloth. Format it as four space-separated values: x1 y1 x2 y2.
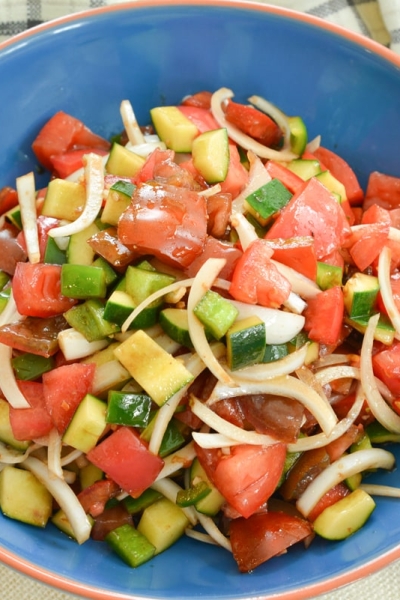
1 0 400 599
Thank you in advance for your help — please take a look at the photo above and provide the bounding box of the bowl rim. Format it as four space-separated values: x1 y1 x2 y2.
1 1 400 599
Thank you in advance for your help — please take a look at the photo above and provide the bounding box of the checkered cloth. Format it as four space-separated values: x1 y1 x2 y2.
0 0 400 54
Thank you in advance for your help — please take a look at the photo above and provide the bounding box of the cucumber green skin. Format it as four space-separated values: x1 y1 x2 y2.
159 308 194 349
105 523 156 568
190 458 225 516
313 489 376 540
227 320 266 371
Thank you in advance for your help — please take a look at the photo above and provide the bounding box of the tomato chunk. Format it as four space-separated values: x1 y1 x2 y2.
78 479 121 518
224 100 282 148
265 236 317 281
363 171 400 211
303 286 344 346
51 148 109 179
178 105 219 133
307 483 350 522
87 427 164 497
313 146 364 205
0 186 18 216
372 342 400 396
9 380 54 441
184 236 242 281
230 511 312 572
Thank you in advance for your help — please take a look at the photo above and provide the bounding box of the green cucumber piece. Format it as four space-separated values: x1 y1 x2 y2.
137 497 190 554
41 178 86 221
92 256 119 287
346 313 395 345
262 343 288 363
101 180 135 226
366 421 400 444
0 465 52 527
105 523 156 568
226 315 266 371
52 508 94 540
150 106 198 152
313 488 375 540
193 289 239 340
141 414 185 458
287 158 321 180
192 127 229 183
126 264 175 306
104 289 159 330
316 170 347 202
62 393 107 453
64 299 120 341
245 178 292 226
105 143 145 177
159 307 193 349
316 262 343 290
67 222 100 266
288 116 308 155
61 264 107 299
0 398 30 451
343 273 379 319
190 457 225 516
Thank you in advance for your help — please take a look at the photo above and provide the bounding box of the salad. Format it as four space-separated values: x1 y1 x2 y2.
0 87 399 573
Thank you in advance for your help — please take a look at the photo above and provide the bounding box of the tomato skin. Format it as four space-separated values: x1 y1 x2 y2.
266 177 352 261
307 483 350 522
280 447 330 501
0 224 27 275
9 380 54 441
265 161 304 195
313 146 364 205
12 262 78 318
230 511 313 572
184 236 242 281
118 182 207 268
78 479 121 518
219 142 249 199
42 362 96 433
178 105 219 133
87 427 164 498
325 424 361 463
363 171 400 211
0 314 68 358
195 442 287 518
303 286 344 346
372 342 400 396
229 238 291 308
265 236 317 281
180 91 212 109
0 187 18 216
32 111 110 172
224 100 282 148
91 504 132 540
51 148 109 179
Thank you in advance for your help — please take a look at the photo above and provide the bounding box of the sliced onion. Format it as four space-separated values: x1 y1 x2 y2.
248 94 292 151
155 441 197 481
16 171 40 264
187 258 236 386
314 354 353 369
378 245 400 336
230 211 258 250
227 344 308 383
49 153 104 238
120 99 146 145
360 484 400 498
270 260 321 300
211 88 296 162
60 448 83 467
207 374 338 436
192 432 243 448
23 456 92 544
47 428 63 478
0 343 30 408
315 365 361 388
58 328 109 360
296 448 395 517
185 528 218 546
230 300 305 344
151 478 197 525
306 135 321 153
198 184 222 197
360 313 400 433
231 151 272 213
0 290 21 328
195 510 232 552
0 441 38 464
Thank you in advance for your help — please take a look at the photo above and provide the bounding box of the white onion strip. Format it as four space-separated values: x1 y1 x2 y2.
16 171 40 264
315 365 361 388
187 258 236 386
230 211 258 251
195 510 232 552
360 484 400 498
0 441 38 465
23 456 92 544
49 153 104 238
296 448 395 517
248 94 292 152
47 428 64 479
270 260 321 300
378 245 400 337
192 432 243 449
120 99 146 145
210 88 296 162
185 528 218 546
207 375 338 436
151 478 197 525
231 151 271 213
360 313 400 433
155 441 197 481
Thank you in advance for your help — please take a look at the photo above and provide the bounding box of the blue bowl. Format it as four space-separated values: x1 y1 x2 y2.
1 2 400 599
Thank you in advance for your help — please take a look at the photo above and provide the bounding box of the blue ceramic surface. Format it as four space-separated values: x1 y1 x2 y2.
1 2 400 599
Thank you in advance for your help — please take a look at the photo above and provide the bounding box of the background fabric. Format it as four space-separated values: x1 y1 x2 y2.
1 0 400 599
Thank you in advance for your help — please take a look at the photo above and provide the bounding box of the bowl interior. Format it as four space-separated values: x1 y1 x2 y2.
1 2 400 599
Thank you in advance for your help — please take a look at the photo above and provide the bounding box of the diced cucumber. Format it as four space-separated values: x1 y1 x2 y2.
113 329 194 406
92 256 119 287
43 236 67 265
52 508 94 540
150 106 198 152
0 465 52 527
141 414 185 457
105 143 145 177
62 393 107 453
366 421 400 444
316 261 343 290
104 288 160 330
126 264 175 306
137 497 190 554
226 315 266 371
159 307 193 349
193 289 239 340
0 398 30 451
244 178 292 226
106 523 156 568
67 222 100 266
343 273 380 319
313 488 376 540
287 158 321 180
61 264 107 299
41 178 86 221
346 313 395 345
192 128 229 183
262 343 288 363
316 170 347 202
5 205 22 229
190 457 225 516
101 180 135 226
79 463 104 490
288 115 308 155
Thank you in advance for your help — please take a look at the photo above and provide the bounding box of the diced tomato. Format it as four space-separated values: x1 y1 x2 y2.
378 277 400 315
206 192 232 238
195 442 287 518
51 148 109 179
42 362 96 433
313 146 364 205
224 100 282 148
348 223 389 273
180 91 212 109
265 236 317 281
307 483 351 522
230 511 313 572
211 398 247 429
12 262 77 318
238 395 305 444
78 479 121 518
0 314 68 358
331 392 374 427
118 182 207 268
303 286 344 346
87 227 139 270
265 161 305 195
32 111 110 172
0 186 18 216
134 148 175 185
178 105 219 133
184 236 242 281
17 215 60 262
363 171 400 211
325 424 362 462
219 143 249 199
0 224 27 275
372 342 400 396
9 380 54 441
87 427 164 497
229 238 291 308
280 447 330 501
91 504 132 540
265 178 352 261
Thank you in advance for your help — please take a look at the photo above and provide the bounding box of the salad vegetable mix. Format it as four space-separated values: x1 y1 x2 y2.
1 88 400 572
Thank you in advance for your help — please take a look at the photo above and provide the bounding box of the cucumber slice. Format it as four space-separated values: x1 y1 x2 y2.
343 272 379 319
62 393 107 453
41 178 86 221
159 307 193 349
286 158 321 181
316 262 343 290
316 170 347 202
0 465 52 527
193 289 238 340
192 127 229 183
190 457 225 516
288 116 308 155
137 497 190 554
226 315 266 371
313 488 376 540
150 106 198 152
244 178 292 226
105 143 145 177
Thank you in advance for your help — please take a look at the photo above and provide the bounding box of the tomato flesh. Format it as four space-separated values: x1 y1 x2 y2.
9 380 54 441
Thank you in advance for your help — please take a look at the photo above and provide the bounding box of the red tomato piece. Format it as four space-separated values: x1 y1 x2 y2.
229 238 291 308
87 427 164 497
307 483 351 522
265 161 304 195
12 262 78 318
91 504 132 541
266 177 352 261
265 236 317 281
313 146 364 205
0 186 18 216
230 511 313 572
118 182 207 268
363 171 400 211
195 442 287 518
51 148 109 179
219 143 249 199
303 286 344 346
9 380 54 441
78 479 121 518
178 105 219 133
372 342 400 396
134 148 175 185
206 192 232 238
32 111 110 172
280 447 330 501
0 224 27 275
224 100 282 148
331 392 374 427
348 222 389 272
325 424 361 463
17 215 60 262
184 236 242 281
238 395 305 444
180 91 212 109
42 362 96 433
